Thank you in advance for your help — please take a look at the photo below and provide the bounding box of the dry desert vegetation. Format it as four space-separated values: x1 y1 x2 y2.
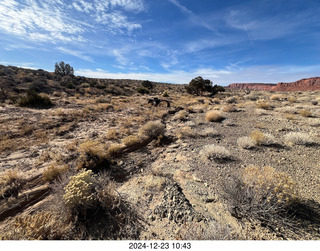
1 65 320 240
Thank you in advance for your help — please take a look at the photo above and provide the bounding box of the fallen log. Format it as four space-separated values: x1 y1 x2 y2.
0 185 50 221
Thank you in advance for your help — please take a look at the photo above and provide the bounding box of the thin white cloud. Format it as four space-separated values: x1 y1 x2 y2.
224 6 320 41
168 0 193 15
57 47 94 62
0 0 144 44
0 0 84 43
167 0 218 32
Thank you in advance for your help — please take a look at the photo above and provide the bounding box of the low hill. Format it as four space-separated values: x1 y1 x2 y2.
0 64 185 100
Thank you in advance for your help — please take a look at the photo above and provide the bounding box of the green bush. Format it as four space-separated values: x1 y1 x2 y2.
18 90 52 108
186 76 225 96
141 80 153 89
137 87 149 95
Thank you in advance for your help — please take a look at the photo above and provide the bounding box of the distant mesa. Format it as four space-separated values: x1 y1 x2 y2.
228 77 320 92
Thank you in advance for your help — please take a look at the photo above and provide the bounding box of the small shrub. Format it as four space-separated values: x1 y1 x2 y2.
311 100 318 105
138 121 165 139
95 173 119 211
237 136 256 149
81 83 90 88
256 102 271 110
177 126 197 139
173 110 189 121
66 83 75 89
299 109 312 117
95 97 110 103
242 166 297 207
284 132 314 145
63 169 96 210
270 94 281 101
205 111 225 122
200 145 232 161
212 98 220 104
222 104 238 112
225 97 236 104
78 140 106 158
247 94 259 101
162 91 169 97
250 130 276 146
106 129 119 140
18 90 52 108
141 80 153 89
198 128 219 137
288 96 297 103
137 87 149 95
96 84 106 89
284 113 297 120
96 103 114 111
0 170 23 198
223 166 298 224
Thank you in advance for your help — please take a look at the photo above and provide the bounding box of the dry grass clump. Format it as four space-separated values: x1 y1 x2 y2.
106 129 119 140
284 113 297 120
63 169 96 210
205 110 225 122
288 96 297 103
95 172 120 211
95 97 110 103
42 165 70 182
211 98 220 104
173 110 189 121
18 90 52 108
199 128 219 137
275 106 297 114
255 109 270 116
138 120 165 139
0 169 24 198
242 166 297 206
256 102 271 110
223 166 298 222
77 140 111 171
106 144 123 158
246 94 259 101
78 140 106 158
0 211 74 240
222 104 238 112
284 132 315 146
96 103 114 112
299 109 312 117
237 136 256 149
176 126 197 139
270 94 282 101
122 135 140 147
200 144 232 161
250 130 276 146
225 97 237 104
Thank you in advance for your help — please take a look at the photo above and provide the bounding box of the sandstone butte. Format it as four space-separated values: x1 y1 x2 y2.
227 77 320 92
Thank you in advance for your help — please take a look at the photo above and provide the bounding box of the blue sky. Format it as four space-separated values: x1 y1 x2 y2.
0 0 320 85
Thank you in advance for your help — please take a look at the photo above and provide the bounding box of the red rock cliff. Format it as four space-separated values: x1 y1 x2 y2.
228 77 320 91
